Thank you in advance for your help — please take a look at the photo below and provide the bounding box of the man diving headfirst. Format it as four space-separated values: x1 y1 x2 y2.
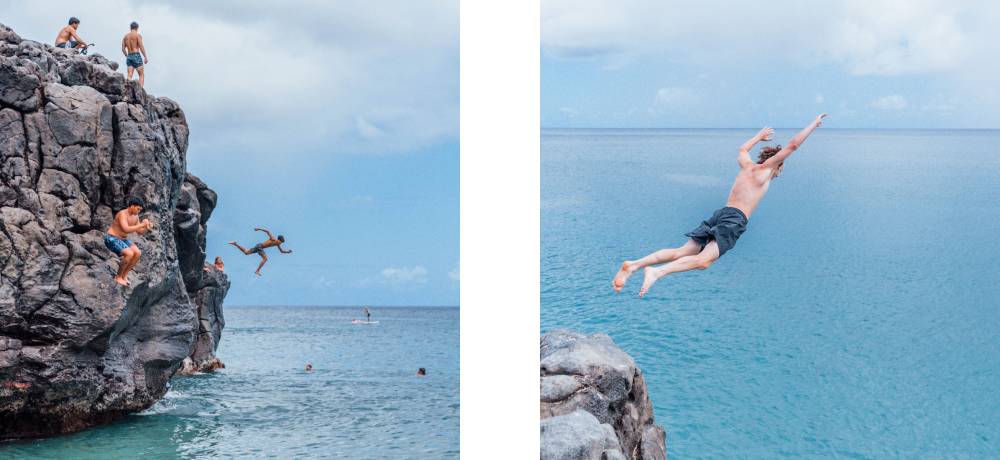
229 228 293 276
612 114 827 297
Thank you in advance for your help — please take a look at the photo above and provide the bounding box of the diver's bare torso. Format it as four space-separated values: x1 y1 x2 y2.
725 165 775 219
107 211 139 238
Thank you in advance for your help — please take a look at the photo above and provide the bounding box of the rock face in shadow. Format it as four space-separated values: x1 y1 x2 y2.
540 329 667 460
0 23 228 439
174 174 228 375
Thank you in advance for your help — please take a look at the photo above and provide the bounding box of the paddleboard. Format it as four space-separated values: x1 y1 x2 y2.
352 320 379 325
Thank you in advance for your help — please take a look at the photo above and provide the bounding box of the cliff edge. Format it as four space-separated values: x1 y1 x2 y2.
541 329 667 460
0 23 228 438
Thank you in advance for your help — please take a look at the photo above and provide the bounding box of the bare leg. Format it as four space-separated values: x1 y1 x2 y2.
613 240 700 292
114 249 134 286
639 241 720 297
122 245 142 284
138 66 144 87
255 253 268 276
127 66 134 81
229 241 252 254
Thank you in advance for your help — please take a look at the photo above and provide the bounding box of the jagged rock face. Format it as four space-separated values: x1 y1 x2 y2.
174 174 227 375
540 330 667 460
0 23 227 439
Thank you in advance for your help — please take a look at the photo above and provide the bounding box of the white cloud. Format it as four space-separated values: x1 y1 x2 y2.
1 0 458 155
542 0 1000 126
380 265 428 284
448 264 459 282
871 94 908 110
654 87 698 108
815 93 825 104
542 0 991 77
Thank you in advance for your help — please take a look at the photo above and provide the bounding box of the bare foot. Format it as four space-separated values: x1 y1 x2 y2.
612 261 637 293
114 276 128 286
228 241 237 245
255 271 262 277
638 267 660 297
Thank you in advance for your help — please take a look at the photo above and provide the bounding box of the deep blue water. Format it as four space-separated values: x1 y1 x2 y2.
541 129 1000 459
4 306 459 459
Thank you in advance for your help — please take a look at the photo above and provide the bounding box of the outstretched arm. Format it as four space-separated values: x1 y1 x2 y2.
738 127 773 167
278 244 293 254
762 114 826 167
254 227 275 239
121 36 127 56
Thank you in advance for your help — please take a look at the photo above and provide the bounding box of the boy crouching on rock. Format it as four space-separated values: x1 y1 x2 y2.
105 197 152 286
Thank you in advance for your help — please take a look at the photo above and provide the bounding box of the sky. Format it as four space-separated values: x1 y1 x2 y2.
2 1 459 306
542 0 1000 129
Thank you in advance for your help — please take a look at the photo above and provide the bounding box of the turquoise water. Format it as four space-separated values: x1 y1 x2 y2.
541 129 1000 458
3 306 459 459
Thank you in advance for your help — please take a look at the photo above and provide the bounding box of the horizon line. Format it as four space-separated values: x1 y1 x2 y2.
541 126 1000 131
226 304 460 308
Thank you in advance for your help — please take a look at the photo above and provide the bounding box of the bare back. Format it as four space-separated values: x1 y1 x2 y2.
726 165 775 218
123 31 141 53
107 210 138 238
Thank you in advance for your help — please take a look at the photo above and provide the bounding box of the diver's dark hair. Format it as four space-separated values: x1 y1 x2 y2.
130 21 139 30
69 17 80 25
757 145 782 164
277 235 285 242
418 368 426 374
127 196 145 209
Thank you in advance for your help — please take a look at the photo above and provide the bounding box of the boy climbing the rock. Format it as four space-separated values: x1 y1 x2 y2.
121 21 148 86
229 228 292 276
612 114 827 297
54 17 87 49
105 197 152 286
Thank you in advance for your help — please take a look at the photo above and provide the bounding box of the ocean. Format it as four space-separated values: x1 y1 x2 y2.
3 306 459 459
541 128 1000 458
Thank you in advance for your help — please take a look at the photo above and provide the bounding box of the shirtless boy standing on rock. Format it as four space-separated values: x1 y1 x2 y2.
121 21 148 86
612 114 827 297
105 197 152 286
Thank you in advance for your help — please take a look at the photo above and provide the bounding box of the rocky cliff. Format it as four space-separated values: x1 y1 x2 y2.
174 174 228 375
0 23 228 438
540 330 667 460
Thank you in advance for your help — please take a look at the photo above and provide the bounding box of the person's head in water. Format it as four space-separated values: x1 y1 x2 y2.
305 363 313 372
68 17 80 28
417 368 426 376
277 235 285 243
130 21 139 31
127 197 144 215
757 145 784 178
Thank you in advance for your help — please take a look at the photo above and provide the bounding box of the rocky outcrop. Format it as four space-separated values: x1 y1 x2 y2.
0 23 228 439
174 173 227 375
540 330 666 460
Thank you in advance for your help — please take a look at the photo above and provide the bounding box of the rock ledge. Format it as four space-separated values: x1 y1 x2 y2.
540 329 666 460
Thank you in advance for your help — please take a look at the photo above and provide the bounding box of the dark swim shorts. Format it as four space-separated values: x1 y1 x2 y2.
56 40 78 49
685 206 748 257
126 52 143 69
104 235 134 256
250 243 265 255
